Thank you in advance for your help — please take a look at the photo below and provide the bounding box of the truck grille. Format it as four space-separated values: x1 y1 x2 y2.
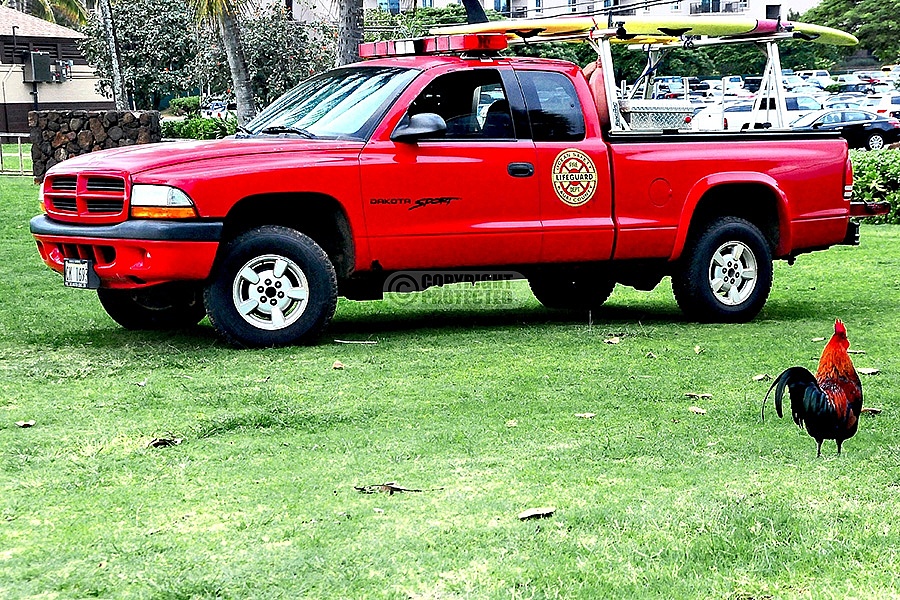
44 173 128 222
51 176 77 191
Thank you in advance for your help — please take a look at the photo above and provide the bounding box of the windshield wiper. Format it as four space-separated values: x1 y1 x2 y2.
259 125 317 139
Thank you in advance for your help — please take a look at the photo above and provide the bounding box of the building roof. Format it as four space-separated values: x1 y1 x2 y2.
0 6 85 39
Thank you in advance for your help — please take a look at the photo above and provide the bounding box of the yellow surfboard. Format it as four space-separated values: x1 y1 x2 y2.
432 16 858 46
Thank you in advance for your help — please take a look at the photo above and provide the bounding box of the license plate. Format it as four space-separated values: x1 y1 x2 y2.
64 258 99 289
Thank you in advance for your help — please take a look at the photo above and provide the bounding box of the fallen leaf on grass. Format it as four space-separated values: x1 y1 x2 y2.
861 407 882 415
812 337 826 342
645 352 657 359
752 374 771 382
518 507 555 521
688 406 707 415
694 345 703 354
605 337 620 345
147 438 183 448
684 393 712 400
332 360 345 370
506 419 518 428
15 420 35 428
858 368 880 375
136 378 148 387
575 413 596 419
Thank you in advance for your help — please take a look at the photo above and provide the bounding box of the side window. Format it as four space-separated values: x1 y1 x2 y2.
407 70 513 140
844 111 868 122
796 97 820 111
517 71 585 142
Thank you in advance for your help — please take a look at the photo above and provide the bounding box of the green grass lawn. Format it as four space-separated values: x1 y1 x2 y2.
2 175 899 599
0 142 32 176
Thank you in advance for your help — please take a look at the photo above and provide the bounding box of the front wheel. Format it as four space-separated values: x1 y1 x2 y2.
867 133 885 150
204 226 338 347
97 283 206 330
672 217 773 323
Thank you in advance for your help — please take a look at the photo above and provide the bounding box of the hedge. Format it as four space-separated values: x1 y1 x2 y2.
850 148 900 225
168 96 201 117
161 116 237 140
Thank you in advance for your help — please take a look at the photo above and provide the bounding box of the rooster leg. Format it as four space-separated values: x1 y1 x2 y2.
836 440 843 456
816 439 823 457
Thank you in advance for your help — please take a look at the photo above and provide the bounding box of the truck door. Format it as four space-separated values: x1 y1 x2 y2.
516 68 615 263
360 68 541 270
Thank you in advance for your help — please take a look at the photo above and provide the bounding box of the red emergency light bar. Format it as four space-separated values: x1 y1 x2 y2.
358 33 508 59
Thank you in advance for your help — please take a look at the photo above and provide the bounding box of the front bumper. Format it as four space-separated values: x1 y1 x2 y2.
30 216 223 289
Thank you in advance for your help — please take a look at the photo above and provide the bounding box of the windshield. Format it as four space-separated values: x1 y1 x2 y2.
791 111 827 127
243 66 419 140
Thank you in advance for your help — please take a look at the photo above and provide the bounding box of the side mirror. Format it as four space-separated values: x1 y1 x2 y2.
812 123 821 129
391 113 447 143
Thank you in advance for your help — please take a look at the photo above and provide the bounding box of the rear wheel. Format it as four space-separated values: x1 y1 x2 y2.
867 133 885 150
529 271 615 311
204 226 337 347
672 217 772 322
97 283 206 330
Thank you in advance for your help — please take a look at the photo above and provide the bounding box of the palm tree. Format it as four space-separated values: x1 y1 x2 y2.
189 0 257 125
334 0 362 67
96 0 127 110
8 0 88 25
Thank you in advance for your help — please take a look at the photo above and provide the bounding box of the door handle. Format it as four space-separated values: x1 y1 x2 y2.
508 162 534 177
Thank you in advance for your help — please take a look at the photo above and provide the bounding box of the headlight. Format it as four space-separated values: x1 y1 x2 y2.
130 184 198 219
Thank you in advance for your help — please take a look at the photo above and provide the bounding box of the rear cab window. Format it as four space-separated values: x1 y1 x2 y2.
516 71 586 142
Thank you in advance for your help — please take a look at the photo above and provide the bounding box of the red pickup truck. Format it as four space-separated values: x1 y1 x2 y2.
30 33 875 347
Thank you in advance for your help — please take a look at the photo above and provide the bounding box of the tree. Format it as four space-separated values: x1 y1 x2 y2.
95 0 127 110
79 0 198 109
190 0 257 124
8 0 87 26
195 5 335 107
335 0 363 66
804 0 895 63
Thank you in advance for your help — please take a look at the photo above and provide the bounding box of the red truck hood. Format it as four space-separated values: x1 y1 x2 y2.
49 138 365 176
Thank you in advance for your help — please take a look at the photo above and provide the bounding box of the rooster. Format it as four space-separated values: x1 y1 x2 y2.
763 319 863 456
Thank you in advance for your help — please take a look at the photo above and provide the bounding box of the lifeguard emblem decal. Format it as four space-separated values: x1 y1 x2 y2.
551 148 597 207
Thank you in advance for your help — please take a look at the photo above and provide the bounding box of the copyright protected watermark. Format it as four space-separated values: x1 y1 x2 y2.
383 270 526 307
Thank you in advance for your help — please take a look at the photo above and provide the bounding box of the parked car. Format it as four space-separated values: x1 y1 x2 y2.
201 100 235 119
835 73 864 85
834 83 873 94
823 100 861 110
693 94 821 131
782 75 807 90
860 94 900 118
791 109 900 150
790 85 830 100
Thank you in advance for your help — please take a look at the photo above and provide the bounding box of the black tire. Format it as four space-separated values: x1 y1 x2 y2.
672 217 773 323
204 226 337 347
529 271 615 311
97 283 206 330
867 133 885 150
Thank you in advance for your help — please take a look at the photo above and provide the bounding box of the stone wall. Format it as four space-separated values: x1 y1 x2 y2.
29 110 161 181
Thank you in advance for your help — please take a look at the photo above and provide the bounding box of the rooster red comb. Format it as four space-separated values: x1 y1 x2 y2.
835 319 846 335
